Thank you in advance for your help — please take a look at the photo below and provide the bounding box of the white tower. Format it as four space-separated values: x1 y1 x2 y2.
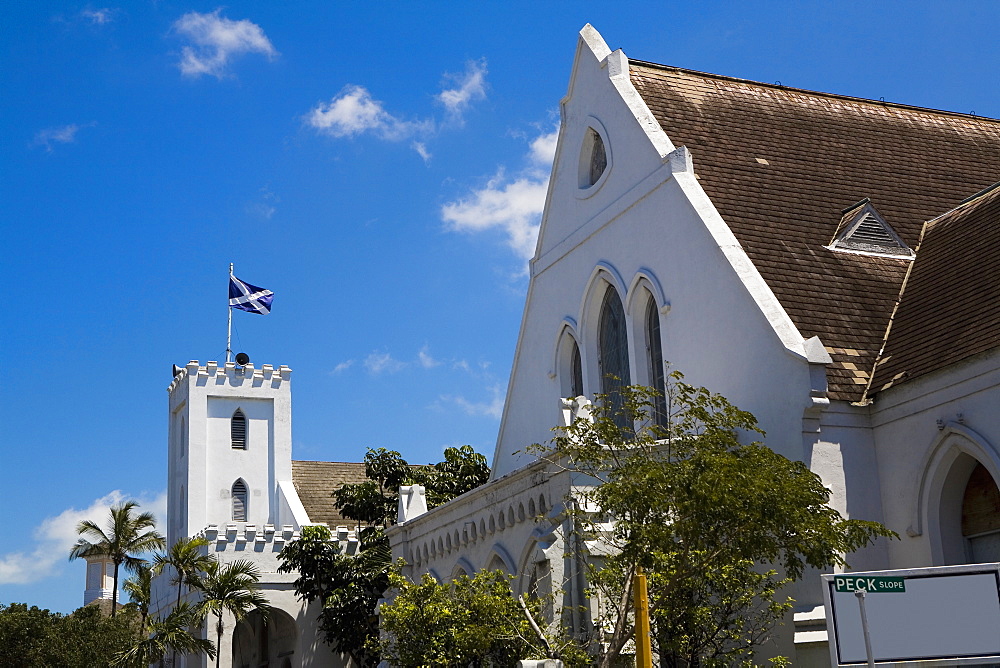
166 360 296 546
82 555 115 606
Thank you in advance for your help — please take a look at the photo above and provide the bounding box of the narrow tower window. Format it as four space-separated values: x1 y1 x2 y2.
231 409 247 449
232 480 248 521
598 287 631 431
645 296 667 426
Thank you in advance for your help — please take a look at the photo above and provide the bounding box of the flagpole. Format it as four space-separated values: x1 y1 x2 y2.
227 263 234 364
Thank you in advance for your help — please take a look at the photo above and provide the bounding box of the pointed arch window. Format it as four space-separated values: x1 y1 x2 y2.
232 480 248 521
570 338 584 398
599 287 631 431
645 296 667 426
231 409 247 449
588 130 607 186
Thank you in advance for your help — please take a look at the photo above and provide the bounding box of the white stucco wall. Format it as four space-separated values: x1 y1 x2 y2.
872 348 1000 569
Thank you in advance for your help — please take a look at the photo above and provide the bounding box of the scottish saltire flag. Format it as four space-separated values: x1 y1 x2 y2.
229 275 274 315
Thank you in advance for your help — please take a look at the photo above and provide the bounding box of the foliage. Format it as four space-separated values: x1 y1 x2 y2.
282 445 490 665
192 558 271 668
531 374 896 667
278 524 389 667
377 567 588 667
68 500 165 616
153 536 214 608
111 602 215 668
0 602 140 668
332 445 490 528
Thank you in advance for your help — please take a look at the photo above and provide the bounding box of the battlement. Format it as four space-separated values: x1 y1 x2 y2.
195 523 361 561
167 360 292 394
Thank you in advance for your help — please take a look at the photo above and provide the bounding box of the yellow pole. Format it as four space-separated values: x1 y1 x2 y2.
633 566 653 668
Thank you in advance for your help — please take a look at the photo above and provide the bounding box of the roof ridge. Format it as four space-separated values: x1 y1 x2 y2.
627 59 1000 124
925 180 1000 226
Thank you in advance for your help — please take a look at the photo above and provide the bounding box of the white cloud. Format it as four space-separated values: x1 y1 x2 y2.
441 126 558 261
529 128 559 166
437 59 487 120
0 490 166 586
306 85 431 141
245 186 278 220
306 60 486 157
364 351 406 375
33 122 93 152
80 7 117 24
418 345 441 369
444 386 505 419
173 9 277 79
412 141 431 162
331 360 354 374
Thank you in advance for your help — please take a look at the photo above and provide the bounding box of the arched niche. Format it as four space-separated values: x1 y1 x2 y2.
232 607 297 668
912 423 1000 565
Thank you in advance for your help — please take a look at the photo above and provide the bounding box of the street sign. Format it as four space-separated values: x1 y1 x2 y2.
833 575 906 594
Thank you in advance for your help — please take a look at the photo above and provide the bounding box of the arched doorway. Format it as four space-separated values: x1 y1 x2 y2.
232 608 298 668
962 463 1000 562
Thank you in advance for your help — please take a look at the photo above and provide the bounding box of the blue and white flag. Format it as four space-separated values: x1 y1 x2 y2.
229 275 274 315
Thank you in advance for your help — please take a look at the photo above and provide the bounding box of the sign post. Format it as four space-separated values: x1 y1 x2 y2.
855 589 875 668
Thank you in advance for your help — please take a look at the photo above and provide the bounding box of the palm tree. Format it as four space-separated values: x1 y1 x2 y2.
111 602 216 667
154 536 214 609
193 558 271 668
69 500 166 617
122 562 153 631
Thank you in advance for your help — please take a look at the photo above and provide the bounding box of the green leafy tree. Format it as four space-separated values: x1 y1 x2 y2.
278 524 388 667
332 445 491 529
68 500 166 617
193 558 271 668
531 374 896 667
111 602 215 668
280 445 490 666
376 568 585 667
0 603 141 667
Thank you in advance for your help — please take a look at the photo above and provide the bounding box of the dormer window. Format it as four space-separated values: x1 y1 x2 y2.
231 409 247 449
828 199 914 258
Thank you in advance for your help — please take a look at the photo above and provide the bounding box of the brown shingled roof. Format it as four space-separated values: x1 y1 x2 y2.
629 62 1000 401
291 460 368 527
870 184 1000 393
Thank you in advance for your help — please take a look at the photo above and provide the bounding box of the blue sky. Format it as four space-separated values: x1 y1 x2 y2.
2 1 998 614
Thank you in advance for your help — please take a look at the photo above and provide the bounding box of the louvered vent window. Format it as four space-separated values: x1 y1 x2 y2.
570 339 584 398
232 480 248 521
599 287 631 432
645 297 667 426
848 214 900 252
231 409 246 449
830 201 913 258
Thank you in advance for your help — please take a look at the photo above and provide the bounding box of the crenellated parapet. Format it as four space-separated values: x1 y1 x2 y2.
167 360 292 395
197 523 359 553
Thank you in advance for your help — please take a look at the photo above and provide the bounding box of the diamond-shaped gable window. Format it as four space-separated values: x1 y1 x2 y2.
829 199 914 258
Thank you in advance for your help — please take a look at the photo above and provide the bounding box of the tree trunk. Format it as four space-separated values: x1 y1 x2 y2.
216 615 224 668
112 560 120 618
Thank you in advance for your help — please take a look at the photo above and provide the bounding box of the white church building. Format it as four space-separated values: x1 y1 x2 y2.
386 24 1000 666
147 24 1000 667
